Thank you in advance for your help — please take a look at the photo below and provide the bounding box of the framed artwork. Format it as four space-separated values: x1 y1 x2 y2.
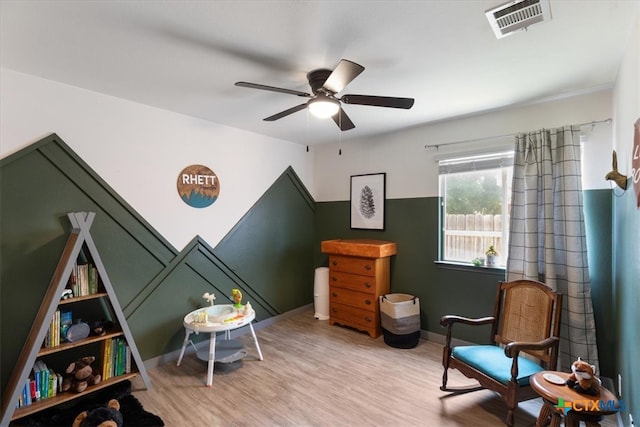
350 173 386 230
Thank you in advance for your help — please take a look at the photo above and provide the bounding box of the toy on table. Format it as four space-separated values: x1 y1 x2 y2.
191 310 208 324
566 357 601 396
203 292 216 306
231 288 243 308
72 398 123 427
244 301 253 315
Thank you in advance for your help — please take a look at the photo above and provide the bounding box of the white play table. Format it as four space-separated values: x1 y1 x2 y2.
176 304 263 386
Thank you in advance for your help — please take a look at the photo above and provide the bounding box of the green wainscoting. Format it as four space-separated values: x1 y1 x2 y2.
0 134 315 395
583 189 614 378
611 183 640 420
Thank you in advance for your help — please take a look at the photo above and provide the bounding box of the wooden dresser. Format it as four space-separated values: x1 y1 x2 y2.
320 239 397 338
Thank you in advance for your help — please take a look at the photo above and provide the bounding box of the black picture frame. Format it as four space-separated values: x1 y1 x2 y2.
350 173 386 230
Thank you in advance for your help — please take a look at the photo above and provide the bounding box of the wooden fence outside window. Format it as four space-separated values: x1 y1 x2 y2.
443 213 507 264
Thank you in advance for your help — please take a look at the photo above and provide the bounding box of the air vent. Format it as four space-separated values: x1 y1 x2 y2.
486 0 552 39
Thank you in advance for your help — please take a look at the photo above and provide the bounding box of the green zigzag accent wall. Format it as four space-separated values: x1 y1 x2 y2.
0 134 315 395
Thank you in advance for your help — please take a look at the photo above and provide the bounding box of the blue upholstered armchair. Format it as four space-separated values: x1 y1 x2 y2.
440 279 562 427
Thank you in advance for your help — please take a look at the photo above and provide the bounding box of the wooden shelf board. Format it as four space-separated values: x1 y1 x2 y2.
58 292 108 305
39 330 124 356
11 373 139 420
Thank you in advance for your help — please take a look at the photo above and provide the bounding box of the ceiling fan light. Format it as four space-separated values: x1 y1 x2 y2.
308 97 340 119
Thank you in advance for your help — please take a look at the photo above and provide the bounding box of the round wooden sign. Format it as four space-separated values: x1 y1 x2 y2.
177 165 220 208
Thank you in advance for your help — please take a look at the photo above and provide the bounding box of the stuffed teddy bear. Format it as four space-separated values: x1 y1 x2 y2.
72 398 123 427
62 356 102 393
566 357 601 396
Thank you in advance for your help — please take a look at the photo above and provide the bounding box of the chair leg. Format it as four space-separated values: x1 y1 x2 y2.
506 405 516 427
441 366 449 390
439 358 483 393
441 346 450 390
506 410 514 427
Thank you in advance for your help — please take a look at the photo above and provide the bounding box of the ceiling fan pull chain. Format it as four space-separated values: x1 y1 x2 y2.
339 112 343 155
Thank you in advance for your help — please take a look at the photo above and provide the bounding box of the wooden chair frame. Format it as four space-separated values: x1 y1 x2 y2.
440 279 562 427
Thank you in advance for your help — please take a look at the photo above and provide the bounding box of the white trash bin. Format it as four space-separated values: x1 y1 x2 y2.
314 267 330 320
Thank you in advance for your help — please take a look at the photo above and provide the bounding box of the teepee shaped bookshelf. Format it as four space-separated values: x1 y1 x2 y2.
1 212 151 425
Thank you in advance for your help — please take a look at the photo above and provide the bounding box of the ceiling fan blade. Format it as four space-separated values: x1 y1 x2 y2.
235 82 311 98
331 107 355 131
322 59 365 94
341 94 415 109
263 103 308 121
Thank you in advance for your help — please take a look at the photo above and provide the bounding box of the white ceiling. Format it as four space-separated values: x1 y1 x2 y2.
1 1 637 146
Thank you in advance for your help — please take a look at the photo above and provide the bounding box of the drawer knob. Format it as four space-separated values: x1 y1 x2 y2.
365 282 372 288
365 299 372 305
331 276 337 281
365 317 371 323
332 292 338 297
332 308 338 313
332 261 338 266
364 264 372 270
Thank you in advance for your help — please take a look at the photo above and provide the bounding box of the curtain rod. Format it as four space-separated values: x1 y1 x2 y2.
424 118 612 150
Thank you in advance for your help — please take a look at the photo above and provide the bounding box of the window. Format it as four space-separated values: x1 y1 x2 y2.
439 151 513 267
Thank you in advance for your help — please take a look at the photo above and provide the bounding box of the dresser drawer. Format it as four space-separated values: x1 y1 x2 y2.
329 271 376 294
330 302 379 329
329 255 376 277
330 287 377 311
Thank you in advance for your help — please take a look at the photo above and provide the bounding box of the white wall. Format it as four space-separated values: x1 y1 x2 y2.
0 68 314 250
613 10 640 162
313 89 614 201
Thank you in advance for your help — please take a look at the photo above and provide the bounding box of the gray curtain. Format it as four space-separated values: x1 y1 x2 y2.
506 126 599 372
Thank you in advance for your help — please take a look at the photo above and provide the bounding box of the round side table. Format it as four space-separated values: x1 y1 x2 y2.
530 371 619 427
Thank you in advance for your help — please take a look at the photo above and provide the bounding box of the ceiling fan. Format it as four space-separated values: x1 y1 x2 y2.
235 59 415 131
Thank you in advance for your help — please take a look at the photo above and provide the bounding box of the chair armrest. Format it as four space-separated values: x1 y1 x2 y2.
440 315 495 328
440 315 495 349
504 337 560 382
503 336 559 358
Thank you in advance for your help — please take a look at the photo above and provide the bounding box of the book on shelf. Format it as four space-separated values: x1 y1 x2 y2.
29 379 36 403
17 361 63 408
44 310 61 348
67 255 99 297
102 337 131 380
18 378 31 408
60 310 72 343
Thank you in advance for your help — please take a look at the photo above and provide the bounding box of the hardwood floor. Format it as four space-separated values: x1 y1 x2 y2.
131 308 617 427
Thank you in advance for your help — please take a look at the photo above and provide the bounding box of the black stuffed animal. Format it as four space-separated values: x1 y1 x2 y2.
72 398 123 427
89 320 114 336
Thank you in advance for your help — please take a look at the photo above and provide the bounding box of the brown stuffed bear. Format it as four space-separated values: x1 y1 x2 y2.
566 357 601 396
72 399 123 427
62 356 102 393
